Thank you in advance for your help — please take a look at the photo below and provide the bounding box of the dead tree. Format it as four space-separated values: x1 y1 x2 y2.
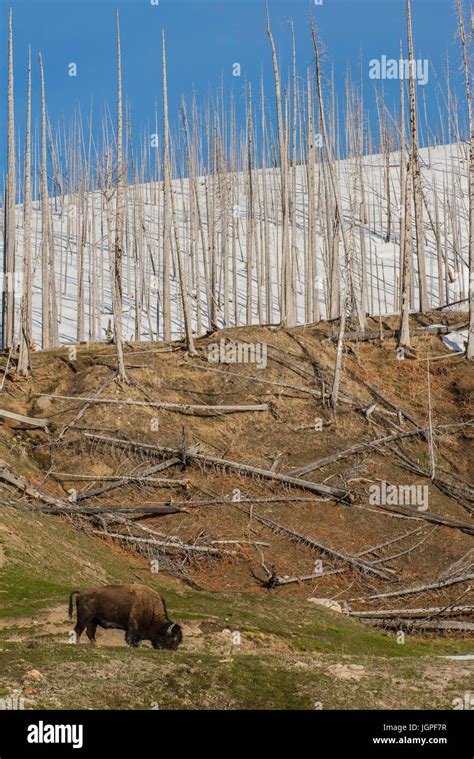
18 47 32 376
399 156 413 350
2 10 15 351
113 11 129 383
163 32 196 355
266 1 294 326
406 0 429 312
456 0 474 359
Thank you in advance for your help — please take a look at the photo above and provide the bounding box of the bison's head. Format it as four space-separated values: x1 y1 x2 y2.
153 621 183 651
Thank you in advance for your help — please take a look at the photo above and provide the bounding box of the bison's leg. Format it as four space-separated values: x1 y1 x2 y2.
86 621 97 644
125 627 140 648
74 619 86 643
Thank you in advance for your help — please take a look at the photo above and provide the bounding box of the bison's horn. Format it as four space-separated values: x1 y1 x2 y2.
166 622 177 636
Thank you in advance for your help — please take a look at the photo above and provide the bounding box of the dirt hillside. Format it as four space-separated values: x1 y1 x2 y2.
0 313 472 709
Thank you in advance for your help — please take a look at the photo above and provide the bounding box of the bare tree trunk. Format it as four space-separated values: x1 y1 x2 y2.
311 21 353 408
456 0 474 359
261 76 272 323
266 2 293 326
2 10 15 352
39 52 50 350
113 11 129 383
406 0 429 313
162 32 196 355
18 47 32 376
245 83 254 324
399 156 413 349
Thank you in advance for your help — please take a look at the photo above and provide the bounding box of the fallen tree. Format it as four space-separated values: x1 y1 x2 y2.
2 501 183 517
0 408 50 430
0 460 68 508
349 605 474 619
358 573 474 601
82 433 351 501
360 619 474 633
35 393 269 415
370 499 474 536
237 505 394 580
291 422 470 477
92 530 237 556
74 447 200 502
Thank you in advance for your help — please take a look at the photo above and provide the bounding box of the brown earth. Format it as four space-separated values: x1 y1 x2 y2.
0 312 472 626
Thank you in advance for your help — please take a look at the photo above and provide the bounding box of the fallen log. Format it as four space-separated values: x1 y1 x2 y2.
337 321 468 344
387 446 474 515
237 506 394 580
82 433 351 501
253 530 424 587
35 394 269 415
2 496 329 512
211 540 270 547
0 461 67 508
92 530 237 556
292 422 469 477
291 429 426 477
0 408 50 430
1 502 183 516
434 298 469 310
349 605 474 619
361 619 474 633
345 374 424 432
52 472 188 486
360 573 474 601
74 448 200 502
371 499 474 536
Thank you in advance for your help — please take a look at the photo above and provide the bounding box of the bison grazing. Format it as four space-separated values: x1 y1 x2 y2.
68 584 183 650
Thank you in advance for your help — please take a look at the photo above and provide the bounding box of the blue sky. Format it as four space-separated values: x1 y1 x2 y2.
0 0 467 176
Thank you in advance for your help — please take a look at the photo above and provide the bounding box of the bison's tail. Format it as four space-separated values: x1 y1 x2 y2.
68 590 80 619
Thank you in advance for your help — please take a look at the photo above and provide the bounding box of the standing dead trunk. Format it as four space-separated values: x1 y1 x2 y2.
266 2 293 327
18 47 32 376
113 11 129 383
399 156 413 350
406 0 429 313
456 0 474 359
39 52 51 350
261 76 272 323
311 21 353 408
245 84 254 324
162 36 172 342
2 9 15 352
162 32 196 355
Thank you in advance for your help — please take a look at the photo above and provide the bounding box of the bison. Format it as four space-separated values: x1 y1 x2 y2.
68 584 183 650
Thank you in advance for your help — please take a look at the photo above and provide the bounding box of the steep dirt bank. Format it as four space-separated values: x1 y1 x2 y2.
0 313 472 635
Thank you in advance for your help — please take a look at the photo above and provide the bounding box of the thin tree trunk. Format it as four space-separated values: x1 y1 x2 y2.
406 0 429 313
18 47 32 376
39 52 50 349
266 2 293 326
456 0 474 359
113 11 129 383
2 9 15 351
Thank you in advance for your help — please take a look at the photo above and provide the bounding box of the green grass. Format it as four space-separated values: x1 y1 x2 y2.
161 587 474 657
0 505 472 710
0 641 471 710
